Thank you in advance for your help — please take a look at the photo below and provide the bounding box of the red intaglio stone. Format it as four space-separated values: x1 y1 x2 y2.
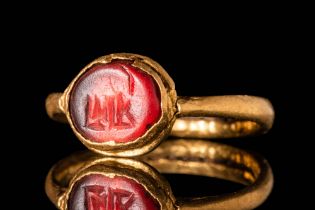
70 60 161 143
68 174 160 210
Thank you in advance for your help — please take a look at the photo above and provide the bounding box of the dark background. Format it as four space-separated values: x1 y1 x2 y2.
3 7 308 209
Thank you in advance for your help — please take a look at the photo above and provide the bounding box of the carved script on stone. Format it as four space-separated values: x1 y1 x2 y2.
85 70 135 131
84 185 135 210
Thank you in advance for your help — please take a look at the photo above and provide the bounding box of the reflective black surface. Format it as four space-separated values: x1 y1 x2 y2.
3 10 306 209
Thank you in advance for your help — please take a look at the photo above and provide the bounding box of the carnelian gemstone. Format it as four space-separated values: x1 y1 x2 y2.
68 174 160 210
70 60 161 143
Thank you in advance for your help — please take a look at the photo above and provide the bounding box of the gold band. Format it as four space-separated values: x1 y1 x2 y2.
45 53 274 156
46 139 273 210
143 139 273 210
46 94 274 139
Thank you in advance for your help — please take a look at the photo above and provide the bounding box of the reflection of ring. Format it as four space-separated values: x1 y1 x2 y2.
45 139 273 210
46 53 274 156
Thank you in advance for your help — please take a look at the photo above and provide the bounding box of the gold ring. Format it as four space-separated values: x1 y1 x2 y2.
45 139 273 210
46 53 274 156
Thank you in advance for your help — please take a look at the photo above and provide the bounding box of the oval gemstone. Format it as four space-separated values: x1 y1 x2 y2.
70 60 161 143
68 174 160 210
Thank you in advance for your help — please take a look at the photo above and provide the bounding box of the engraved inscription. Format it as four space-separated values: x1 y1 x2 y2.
84 185 135 210
85 69 136 131
85 93 135 131
70 61 162 143
68 174 161 210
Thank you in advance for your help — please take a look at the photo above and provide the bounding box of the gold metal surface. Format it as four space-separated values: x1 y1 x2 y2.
46 153 175 210
46 139 273 210
47 53 177 157
172 95 274 138
46 53 274 156
143 139 273 210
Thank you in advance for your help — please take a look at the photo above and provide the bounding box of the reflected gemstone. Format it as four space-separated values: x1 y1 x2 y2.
70 60 161 143
68 174 160 210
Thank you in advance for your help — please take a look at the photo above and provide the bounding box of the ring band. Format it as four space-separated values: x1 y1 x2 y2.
46 53 274 156
45 139 273 210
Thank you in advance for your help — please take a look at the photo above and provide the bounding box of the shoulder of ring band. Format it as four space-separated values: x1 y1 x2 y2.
45 139 273 210
46 53 274 156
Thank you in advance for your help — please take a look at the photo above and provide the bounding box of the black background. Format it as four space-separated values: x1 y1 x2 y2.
3 7 308 209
